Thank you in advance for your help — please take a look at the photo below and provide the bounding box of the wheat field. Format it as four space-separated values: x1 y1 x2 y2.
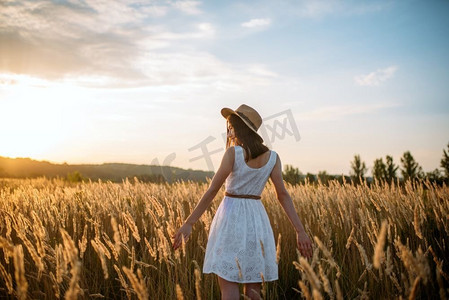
0 178 448 299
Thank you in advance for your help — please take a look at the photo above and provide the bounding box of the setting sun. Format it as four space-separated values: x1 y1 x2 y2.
0 75 87 159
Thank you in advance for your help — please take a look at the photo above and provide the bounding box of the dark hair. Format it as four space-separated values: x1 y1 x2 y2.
226 114 269 161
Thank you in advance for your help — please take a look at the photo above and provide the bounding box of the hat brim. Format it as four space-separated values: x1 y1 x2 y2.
221 107 264 142
221 107 235 119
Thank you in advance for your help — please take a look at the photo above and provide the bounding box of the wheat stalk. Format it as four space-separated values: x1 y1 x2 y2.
122 267 149 300
276 233 282 264
176 284 184 300
299 280 312 300
373 220 388 269
13 245 28 300
0 261 13 294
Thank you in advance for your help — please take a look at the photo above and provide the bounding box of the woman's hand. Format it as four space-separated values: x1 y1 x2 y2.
296 231 313 258
172 223 192 251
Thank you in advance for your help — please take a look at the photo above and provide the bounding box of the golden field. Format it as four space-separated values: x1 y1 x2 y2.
0 178 448 299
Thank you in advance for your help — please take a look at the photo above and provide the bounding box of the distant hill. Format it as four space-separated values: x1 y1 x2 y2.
0 156 214 183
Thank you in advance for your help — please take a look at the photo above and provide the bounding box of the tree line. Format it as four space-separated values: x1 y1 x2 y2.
283 142 449 186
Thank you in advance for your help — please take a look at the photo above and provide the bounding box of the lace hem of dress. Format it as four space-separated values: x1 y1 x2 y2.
203 270 279 283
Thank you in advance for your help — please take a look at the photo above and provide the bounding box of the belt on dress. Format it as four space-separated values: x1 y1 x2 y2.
225 191 261 200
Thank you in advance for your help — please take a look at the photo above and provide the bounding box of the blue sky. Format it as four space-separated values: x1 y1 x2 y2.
0 0 448 175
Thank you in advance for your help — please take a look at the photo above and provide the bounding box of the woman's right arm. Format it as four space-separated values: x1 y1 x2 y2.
270 154 313 258
172 146 234 250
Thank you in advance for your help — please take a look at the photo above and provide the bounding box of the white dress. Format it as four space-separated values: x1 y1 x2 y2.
203 145 278 283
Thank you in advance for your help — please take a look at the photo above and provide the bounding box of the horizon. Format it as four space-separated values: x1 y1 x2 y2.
1 0 448 175
1 149 445 178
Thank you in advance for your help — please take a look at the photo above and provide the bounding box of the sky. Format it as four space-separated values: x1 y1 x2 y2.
1 0 448 176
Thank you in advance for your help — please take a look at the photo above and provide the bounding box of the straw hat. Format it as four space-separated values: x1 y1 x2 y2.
221 104 263 140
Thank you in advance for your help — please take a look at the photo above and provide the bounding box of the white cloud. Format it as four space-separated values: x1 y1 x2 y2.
196 22 215 37
133 52 276 88
354 66 398 86
146 23 215 41
247 64 278 77
298 102 401 121
241 18 272 28
299 1 335 18
140 5 169 17
235 1 391 20
0 1 224 87
172 1 203 15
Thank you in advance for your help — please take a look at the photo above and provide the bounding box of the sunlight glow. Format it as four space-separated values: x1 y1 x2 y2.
0 74 87 159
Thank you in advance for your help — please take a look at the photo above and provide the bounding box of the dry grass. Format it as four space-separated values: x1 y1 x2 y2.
0 177 448 299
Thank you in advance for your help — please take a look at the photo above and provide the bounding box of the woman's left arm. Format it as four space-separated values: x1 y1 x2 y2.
270 154 313 258
172 146 234 250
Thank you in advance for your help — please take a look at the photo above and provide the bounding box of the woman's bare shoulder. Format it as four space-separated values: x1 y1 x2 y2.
225 145 236 154
271 151 282 170
223 146 236 162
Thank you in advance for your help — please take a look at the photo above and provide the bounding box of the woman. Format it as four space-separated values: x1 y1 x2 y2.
172 104 313 300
